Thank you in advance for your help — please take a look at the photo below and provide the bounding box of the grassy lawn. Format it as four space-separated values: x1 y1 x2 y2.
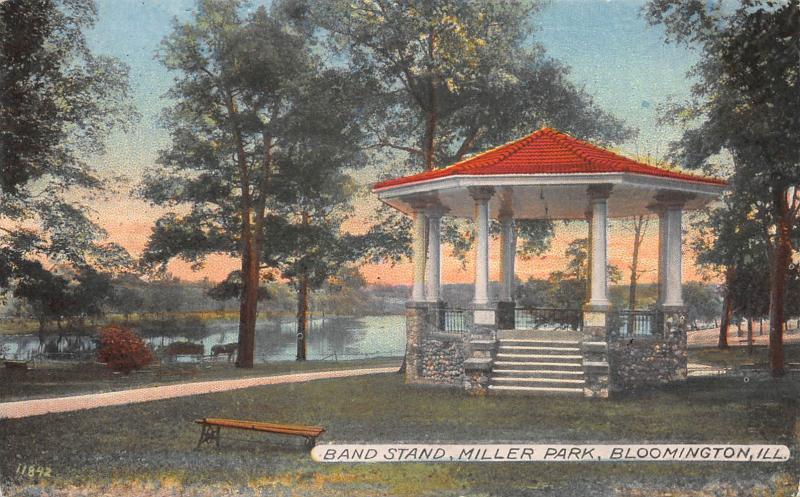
689 343 800 369
0 358 400 402
1 373 798 496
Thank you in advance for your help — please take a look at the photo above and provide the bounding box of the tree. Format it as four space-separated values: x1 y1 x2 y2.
290 0 633 263
547 238 621 310
143 275 186 319
142 1 368 367
254 60 369 361
693 196 767 348
682 282 722 331
13 262 114 338
12 260 70 340
620 216 650 311
646 0 800 376
109 274 146 321
0 0 134 303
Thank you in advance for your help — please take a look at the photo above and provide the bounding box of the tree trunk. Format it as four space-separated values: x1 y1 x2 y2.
423 26 437 171
718 267 734 349
768 199 792 377
296 269 309 361
237 237 259 368
296 210 311 361
38 316 46 344
226 93 259 369
747 317 753 355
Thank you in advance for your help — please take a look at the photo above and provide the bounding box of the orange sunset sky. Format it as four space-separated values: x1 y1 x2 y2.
89 184 710 287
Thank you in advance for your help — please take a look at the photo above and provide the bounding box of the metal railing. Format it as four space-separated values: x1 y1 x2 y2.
514 307 583 331
608 310 663 338
441 308 468 334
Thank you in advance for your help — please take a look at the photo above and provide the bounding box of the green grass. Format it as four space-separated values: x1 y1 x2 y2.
1 373 798 496
0 358 400 402
689 343 800 369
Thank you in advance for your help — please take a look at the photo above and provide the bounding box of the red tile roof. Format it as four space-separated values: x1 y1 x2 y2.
372 127 727 190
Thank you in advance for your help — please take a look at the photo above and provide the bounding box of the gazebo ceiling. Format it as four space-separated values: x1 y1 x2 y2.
373 128 727 220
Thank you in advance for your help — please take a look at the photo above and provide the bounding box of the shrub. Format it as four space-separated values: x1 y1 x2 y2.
96 325 154 373
162 341 204 357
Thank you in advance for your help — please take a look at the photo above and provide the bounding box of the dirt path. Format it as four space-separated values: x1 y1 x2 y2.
0 367 397 420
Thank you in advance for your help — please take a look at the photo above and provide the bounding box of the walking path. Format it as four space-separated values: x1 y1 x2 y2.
0 367 397 420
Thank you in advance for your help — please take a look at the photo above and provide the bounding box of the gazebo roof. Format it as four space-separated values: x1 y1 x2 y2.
373 127 727 220
374 127 726 190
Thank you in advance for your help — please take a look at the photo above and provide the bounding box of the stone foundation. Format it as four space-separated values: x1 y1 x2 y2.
463 364 491 395
581 308 610 397
404 302 428 383
608 310 688 392
419 334 467 385
405 302 471 387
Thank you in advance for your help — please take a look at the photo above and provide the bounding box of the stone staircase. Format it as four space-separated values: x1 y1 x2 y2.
488 336 585 396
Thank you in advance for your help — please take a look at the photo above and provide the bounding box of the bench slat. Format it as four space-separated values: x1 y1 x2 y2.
195 418 324 436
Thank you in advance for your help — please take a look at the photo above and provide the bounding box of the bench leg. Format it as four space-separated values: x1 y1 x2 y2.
304 437 316 450
197 425 221 449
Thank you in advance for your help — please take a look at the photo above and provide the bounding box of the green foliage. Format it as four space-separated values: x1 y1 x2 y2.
12 262 114 333
546 238 621 309
647 1 800 371
206 271 273 302
0 0 133 195
0 0 134 271
0 0 134 317
288 0 633 263
682 282 722 329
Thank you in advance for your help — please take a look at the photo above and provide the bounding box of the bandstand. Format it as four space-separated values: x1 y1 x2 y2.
373 128 727 397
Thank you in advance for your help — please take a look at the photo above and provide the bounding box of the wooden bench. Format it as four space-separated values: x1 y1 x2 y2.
194 417 325 449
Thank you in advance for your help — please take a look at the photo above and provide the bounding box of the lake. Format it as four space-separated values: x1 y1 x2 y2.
0 315 406 362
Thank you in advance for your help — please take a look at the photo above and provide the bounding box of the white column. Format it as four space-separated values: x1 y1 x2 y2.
656 209 667 306
588 187 611 308
499 215 516 302
425 212 443 302
411 209 427 302
470 187 494 305
662 206 684 307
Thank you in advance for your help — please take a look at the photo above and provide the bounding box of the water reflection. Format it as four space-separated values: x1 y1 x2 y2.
0 315 405 362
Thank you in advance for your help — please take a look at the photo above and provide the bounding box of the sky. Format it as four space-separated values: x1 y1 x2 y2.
81 0 708 286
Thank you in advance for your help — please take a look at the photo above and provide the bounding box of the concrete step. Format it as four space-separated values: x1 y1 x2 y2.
498 338 581 346
497 329 582 341
495 353 583 360
487 384 584 396
493 369 584 379
493 360 583 370
497 345 580 352
491 377 585 386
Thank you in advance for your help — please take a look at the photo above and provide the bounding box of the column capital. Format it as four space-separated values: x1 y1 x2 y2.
498 208 514 221
498 186 514 220
587 184 613 201
468 186 495 202
402 194 438 213
650 190 695 210
424 204 449 219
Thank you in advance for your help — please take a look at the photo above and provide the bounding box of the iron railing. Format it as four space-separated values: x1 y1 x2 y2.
441 308 468 334
514 307 583 331
608 310 664 338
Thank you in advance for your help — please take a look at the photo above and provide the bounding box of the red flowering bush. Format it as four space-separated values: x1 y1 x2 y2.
96 325 154 373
